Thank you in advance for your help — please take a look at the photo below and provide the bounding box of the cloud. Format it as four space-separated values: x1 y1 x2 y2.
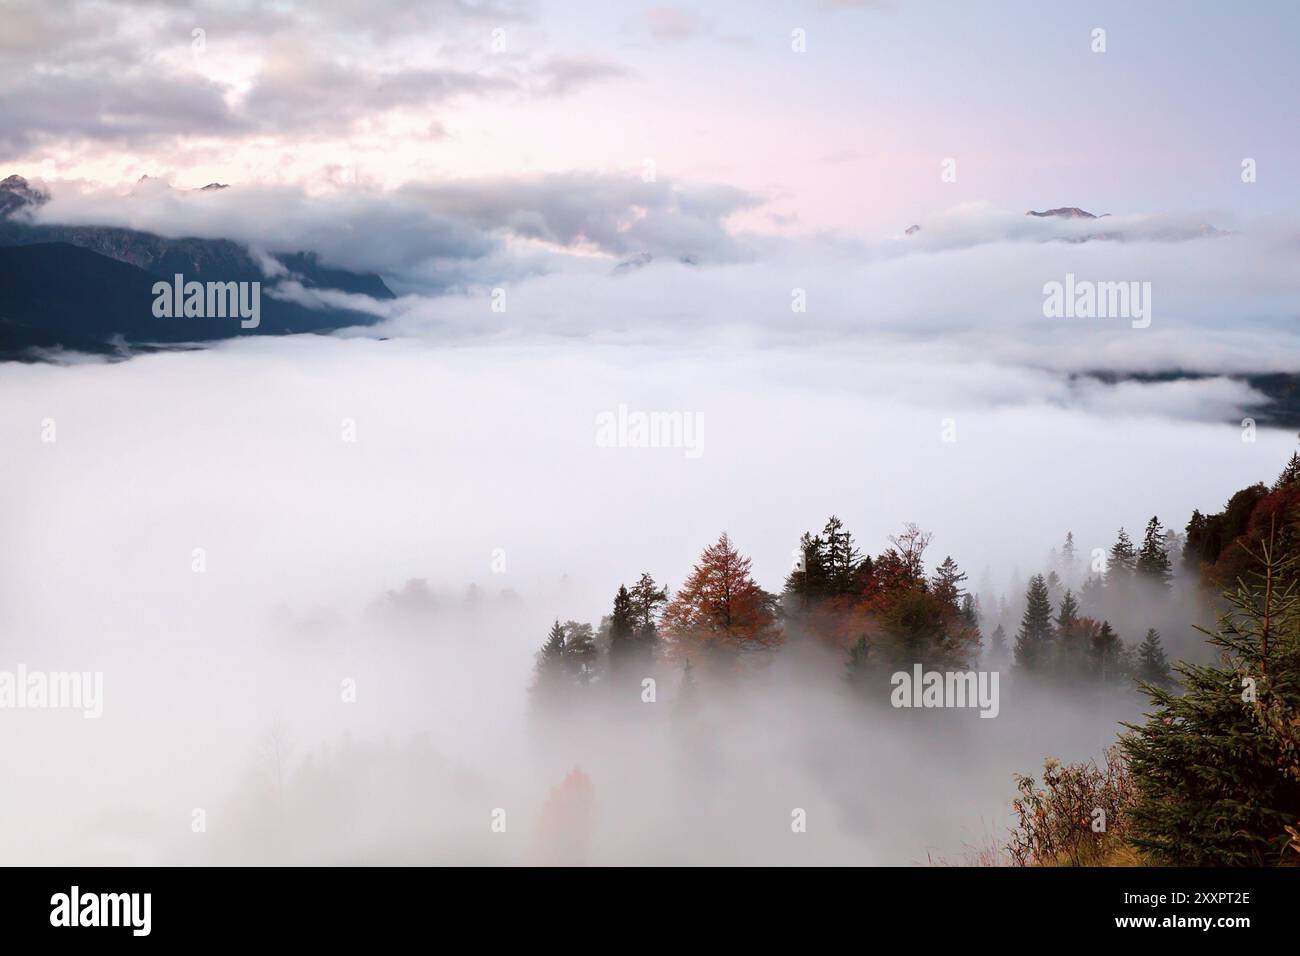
0 0 624 157
27 171 762 282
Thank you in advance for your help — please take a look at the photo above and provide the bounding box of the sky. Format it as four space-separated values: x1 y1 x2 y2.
4 0 1299 238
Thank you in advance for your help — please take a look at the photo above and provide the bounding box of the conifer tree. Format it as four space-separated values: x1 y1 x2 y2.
1052 589 1084 675
1089 621 1122 684
1122 539 1300 864
628 572 667 654
561 621 597 683
784 531 828 605
844 636 872 689
1014 575 1054 672
822 515 865 597
607 585 637 670
1108 528 1137 579
532 620 570 702
1136 516 1172 588
988 623 1009 662
1061 531 1078 580
932 556 967 609
1135 628 1173 688
1275 450 1300 490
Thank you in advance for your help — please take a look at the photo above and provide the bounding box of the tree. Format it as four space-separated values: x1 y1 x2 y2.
1275 450 1300 490
1136 516 1172 588
628 572 667 654
1108 528 1137 579
561 621 596 683
931 556 967 609
822 515 866 596
606 585 637 670
661 533 780 659
888 523 932 582
1061 531 1078 581
783 531 827 606
988 623 1010 662
1053 589 1085 676
1014 574 1054 673
844 637 872 690
532 620 570 702
1089 621 1122 684
1122 538 1300 865
1135 628 1173 688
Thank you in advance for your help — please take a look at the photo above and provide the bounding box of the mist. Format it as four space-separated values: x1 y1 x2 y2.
1 330 1288 864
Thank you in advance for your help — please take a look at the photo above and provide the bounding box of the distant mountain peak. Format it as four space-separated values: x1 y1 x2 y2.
199 182 229 191
1026 206 1109 219
0 174 50 217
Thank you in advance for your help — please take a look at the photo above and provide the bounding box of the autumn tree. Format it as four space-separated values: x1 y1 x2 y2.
661 533 780 661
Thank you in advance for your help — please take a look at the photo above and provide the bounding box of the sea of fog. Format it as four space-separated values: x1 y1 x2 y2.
0 333 1292 864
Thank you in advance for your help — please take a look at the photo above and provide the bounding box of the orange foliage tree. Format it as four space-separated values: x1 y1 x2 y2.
662 533 780 661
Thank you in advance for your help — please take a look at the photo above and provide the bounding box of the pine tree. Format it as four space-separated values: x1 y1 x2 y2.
1136 516 1172 588
1014 574 1054 672
1135 628 1173 688
1122 538 1300 864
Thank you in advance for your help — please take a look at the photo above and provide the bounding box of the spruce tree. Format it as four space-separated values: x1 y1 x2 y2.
561 621 597 683
822 515 864 597
532 620 569 702
1136 516 1172 588
784 531 827 605
988 623 1009 662
1089 621 1121 684
1014 574 1054 672
628 572 667 656
1275 450 1300 490
932 556 967 609
1135 628 1173 688
1061 531 1078 580
607 585 637 670
1053 589 1082 675
1122 539 1300 864
844 636 872 689
1108 528 1137 578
